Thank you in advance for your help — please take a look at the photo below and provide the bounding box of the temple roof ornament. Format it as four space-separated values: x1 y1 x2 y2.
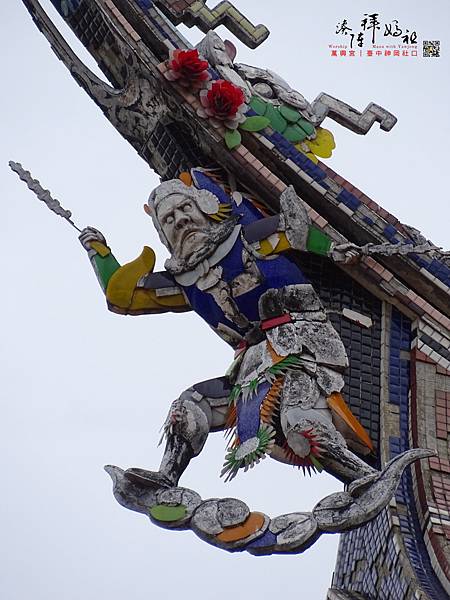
153 0 270 48
13 1 450 597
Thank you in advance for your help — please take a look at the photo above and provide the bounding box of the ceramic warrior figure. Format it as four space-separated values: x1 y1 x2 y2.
79 169 378 487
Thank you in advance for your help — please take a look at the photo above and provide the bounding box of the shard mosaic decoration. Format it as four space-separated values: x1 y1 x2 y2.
106 449 433 555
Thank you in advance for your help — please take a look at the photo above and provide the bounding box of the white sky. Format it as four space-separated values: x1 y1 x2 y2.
1 1 449 599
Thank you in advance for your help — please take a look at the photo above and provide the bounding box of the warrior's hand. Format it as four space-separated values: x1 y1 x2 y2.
330 242 361 264
79 226 107 251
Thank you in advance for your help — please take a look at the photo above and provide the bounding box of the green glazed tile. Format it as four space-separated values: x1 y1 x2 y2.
297 118 315 137
280 105 301 123
250 96 268 116
284 124 308 143
149 504 187 522
264 104 288 133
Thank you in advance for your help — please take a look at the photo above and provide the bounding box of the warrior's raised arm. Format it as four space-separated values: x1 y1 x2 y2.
263 185 439 264
240 185 360 264
78 227 190 316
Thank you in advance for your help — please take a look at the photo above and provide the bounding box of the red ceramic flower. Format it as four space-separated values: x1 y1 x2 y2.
164 49 210 89
198 80 248 129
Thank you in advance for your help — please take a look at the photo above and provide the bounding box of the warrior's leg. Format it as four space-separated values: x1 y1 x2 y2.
125 376 232 487
279 371 376 485
317 432 376 484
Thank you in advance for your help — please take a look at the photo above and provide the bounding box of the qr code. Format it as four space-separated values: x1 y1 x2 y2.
423 41 440 57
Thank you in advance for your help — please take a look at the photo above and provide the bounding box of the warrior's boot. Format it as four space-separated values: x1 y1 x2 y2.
125 393 211 488
125 434 194 488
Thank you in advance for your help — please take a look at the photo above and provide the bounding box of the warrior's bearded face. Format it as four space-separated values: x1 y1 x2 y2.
156 193 211 261
149 184 239 275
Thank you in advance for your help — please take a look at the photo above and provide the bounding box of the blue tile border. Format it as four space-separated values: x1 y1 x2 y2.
388 309 447 600
332 308 448 599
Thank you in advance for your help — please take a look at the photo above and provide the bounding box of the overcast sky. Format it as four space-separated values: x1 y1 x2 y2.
1 1 449 599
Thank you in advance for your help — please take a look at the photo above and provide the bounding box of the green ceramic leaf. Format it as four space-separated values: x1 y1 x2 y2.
310 455 324 472
264 104 288 133
284 124 308 143
249 96 268 116
250 378 259 392
297 118 315 137
149 504 187 522
280 105 301 123
230 384 241 402
224 128 242 150
240 116 270 132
